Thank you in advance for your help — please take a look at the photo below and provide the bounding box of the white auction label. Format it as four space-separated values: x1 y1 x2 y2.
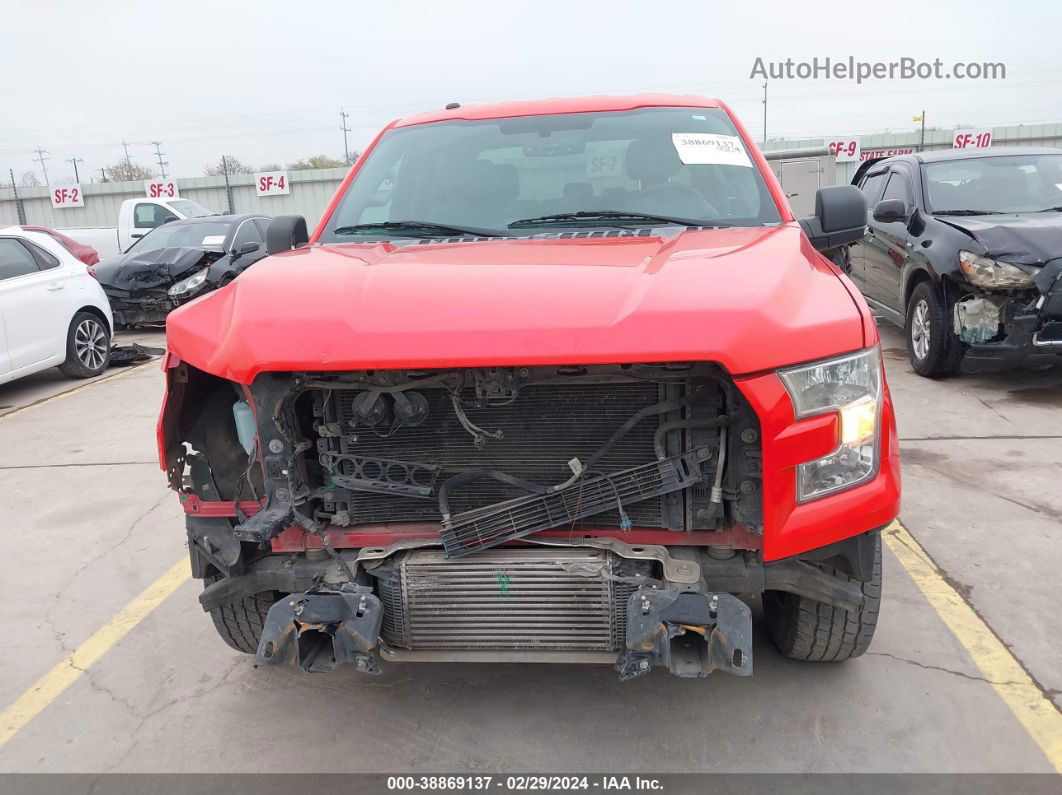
672 133 752 168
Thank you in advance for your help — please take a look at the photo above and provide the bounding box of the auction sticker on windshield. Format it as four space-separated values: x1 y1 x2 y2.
672 133 752 167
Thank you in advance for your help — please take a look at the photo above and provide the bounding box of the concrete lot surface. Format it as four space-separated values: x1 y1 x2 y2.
0 324 1059 773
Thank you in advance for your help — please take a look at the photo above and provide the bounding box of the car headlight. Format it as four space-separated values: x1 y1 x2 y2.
778 347 882 502
959 251 1035 288
169 270 208 297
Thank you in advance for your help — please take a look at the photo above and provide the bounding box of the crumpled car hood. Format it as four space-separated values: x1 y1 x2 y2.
937 212 1062 266
95 247 211 293
166 224 868 383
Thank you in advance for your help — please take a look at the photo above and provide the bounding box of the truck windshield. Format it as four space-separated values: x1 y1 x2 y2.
924 154 1062 214
126 221 233 253
167 199 216 218
320 107 781 241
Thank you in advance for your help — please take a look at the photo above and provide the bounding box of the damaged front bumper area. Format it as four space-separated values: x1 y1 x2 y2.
104 288 176 326
168 361 876 680
952 260 1062 370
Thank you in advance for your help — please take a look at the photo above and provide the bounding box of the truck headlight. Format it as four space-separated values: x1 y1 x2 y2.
169 270 208 297
778 347 882 502
959 251 1035 288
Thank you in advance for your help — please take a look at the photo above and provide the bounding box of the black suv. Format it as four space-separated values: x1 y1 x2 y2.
845 147 1062 376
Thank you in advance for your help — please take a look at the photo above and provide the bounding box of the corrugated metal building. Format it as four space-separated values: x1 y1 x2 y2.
0 167 349 230
761 122 1062 184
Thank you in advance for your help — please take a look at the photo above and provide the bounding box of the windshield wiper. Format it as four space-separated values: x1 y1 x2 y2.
508 210 729 229
333 221 501 238
932 209 1005 216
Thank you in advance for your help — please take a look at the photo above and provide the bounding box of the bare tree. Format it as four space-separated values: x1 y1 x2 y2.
344 151 360 167
204 156 254 176
21 171 41 187
104 161 155 182
258 162 284 172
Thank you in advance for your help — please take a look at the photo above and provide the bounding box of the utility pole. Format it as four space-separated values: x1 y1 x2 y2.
121 139 132 165
919 109 926 153
340 109 351 165
151 140 168 178
100 167 108 183
32 147 51 185
761 81 768 144
66 156 84 183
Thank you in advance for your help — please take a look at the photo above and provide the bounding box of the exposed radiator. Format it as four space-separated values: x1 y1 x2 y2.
373 549 642 652
315 381 672 528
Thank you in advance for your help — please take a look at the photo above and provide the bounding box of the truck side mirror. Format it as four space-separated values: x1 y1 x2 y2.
798 185 867 253
266 215 309 255
872 198 908 224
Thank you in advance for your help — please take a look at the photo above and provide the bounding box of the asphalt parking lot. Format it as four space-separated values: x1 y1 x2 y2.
0 324 1059 774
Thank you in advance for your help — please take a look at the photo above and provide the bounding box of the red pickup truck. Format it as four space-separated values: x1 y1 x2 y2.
159 95 899 680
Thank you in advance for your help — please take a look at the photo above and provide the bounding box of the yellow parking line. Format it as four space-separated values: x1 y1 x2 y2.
885 520 1062 773
0 558 190 749
0 359 156 421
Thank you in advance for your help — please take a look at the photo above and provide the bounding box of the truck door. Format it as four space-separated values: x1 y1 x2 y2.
845 169 889 289
124 202 178 251
863 169 913 312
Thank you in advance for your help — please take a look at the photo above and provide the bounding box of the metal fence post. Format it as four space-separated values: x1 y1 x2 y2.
9 168 27 224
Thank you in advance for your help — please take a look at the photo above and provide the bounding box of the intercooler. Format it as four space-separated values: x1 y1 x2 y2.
372 548 640 652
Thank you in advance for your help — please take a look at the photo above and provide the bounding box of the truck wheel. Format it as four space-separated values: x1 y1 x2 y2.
58 311 111 378
763 533 881 662
207 585 279 654
906 282 964 378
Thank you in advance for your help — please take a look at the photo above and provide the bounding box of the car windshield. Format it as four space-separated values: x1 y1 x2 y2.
126 221 233 253
167 199 217 218
924 154 1062 214
319 107 781 241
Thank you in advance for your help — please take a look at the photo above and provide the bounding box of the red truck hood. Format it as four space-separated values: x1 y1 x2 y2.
166 224 866 384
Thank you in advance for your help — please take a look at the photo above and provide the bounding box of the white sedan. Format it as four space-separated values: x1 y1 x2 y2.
0 227 113 384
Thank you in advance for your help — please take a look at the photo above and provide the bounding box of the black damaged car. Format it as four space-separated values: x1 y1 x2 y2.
845 147 1062 376
94 214 271 326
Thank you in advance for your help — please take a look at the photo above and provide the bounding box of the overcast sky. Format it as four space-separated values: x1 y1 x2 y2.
4 0 1060 183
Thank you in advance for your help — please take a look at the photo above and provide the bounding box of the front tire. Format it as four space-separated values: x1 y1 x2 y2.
58 311 111 378
906 282 964 378
207 587 279 655
763 533 882 662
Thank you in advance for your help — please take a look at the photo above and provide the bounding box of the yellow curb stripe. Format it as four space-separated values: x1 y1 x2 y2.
0 558 190 748
884 520 1062 773
0 358 156 421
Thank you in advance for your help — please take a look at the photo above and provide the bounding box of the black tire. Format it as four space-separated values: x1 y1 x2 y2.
763 533 882 662
207 585 278 654
905 282 964 378
58 311 111 378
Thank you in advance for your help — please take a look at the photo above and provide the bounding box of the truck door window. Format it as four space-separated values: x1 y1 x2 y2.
134 203 178 229
859 172 888 206
882 172 911 206
0 239 42 280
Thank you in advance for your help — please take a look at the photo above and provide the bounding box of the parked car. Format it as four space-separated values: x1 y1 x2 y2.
16 225 100 267
57 197 217 258
0 227 112 384
847 148 1062 376
94 214 271 326
159 95 898 680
